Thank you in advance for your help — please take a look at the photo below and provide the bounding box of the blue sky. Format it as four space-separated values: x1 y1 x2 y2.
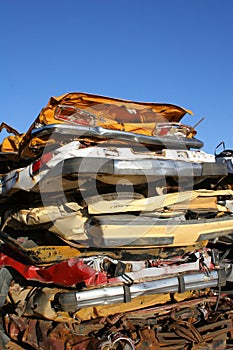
1 0 232 153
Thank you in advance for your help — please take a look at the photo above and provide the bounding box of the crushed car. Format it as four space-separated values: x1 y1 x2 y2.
0 92 233 349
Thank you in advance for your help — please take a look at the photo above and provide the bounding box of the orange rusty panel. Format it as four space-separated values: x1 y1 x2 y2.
39 92 193 125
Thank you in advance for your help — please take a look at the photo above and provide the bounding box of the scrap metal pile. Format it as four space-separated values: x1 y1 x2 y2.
0 92 233 349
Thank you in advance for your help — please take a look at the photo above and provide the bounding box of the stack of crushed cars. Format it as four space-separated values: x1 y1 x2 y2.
0 92 233 350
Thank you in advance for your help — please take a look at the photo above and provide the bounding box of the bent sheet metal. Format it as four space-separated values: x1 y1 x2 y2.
0 92 233 349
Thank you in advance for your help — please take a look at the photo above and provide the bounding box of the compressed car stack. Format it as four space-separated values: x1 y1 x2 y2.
0 92 233 349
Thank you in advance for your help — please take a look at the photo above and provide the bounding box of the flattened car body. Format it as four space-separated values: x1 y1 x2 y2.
0 92 202 163
0 141 227 197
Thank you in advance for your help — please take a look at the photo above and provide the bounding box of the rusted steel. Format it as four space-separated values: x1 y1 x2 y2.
199 319 233 342
136 328 160 349
229 313 233 340
158 319 232 348
169 320 204 343
126 296 218 320
4 341 27 350
4 316 94 350
2 298 233 349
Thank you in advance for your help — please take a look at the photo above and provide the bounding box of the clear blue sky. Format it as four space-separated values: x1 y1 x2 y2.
1 0 232 153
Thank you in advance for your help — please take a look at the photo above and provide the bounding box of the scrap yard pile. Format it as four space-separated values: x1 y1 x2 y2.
0 92 233 349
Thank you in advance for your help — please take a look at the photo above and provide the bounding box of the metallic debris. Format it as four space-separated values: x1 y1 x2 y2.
0 92 232 349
